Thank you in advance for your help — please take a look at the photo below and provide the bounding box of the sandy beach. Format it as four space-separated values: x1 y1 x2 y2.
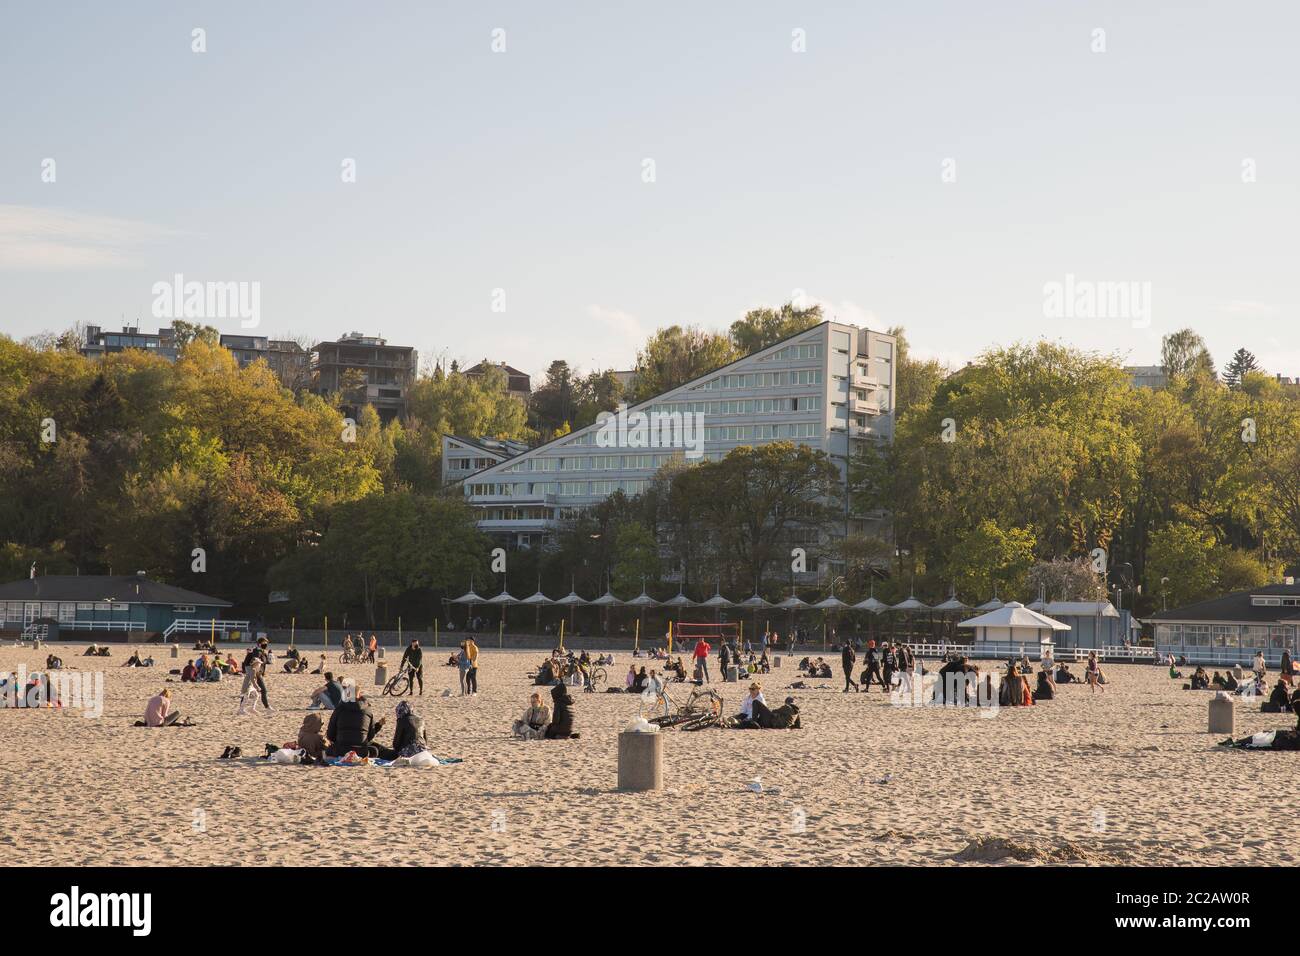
1 643 1296 867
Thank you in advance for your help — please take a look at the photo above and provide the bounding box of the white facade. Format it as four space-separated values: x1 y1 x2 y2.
455 321 896 552
440 436 528 487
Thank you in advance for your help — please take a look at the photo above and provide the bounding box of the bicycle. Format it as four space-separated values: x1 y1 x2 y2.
646 683 725 730
339 647 358 665
383 664 414 696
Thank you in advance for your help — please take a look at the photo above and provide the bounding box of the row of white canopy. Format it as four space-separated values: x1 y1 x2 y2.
450 586 1021 614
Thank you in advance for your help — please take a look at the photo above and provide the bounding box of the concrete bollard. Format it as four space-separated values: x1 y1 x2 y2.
773 656 782 668
1208 695 1235 734
726 664 739 683
170 644 179 659
375 664 388 687
617 731 663 792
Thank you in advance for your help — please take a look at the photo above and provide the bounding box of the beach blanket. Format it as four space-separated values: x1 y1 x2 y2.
325 752 463 767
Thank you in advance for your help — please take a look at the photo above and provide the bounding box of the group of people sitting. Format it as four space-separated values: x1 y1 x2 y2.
292 693 429 761
121 650 155 668
44 653 63 670
82 644 111 657
511 684 579 740
799 657 833 679
178 652 241 682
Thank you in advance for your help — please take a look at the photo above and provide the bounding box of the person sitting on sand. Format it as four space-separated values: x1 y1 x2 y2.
749 695 801 729
139 688 192 727
1033 669 1055 701
325 691 385 757
535 657 560 686
738 682 766 723
1168 661 1183 679
1263 679 1293 713
45 653 63 670
1000 662 1033 707
512 692 551 740
1190 666 1210 690
632 666 649 694
378 700 428 759
311 653 327 675
1053 663 1076 684
84 644 100 657
758 650 771 674
667 657 686 682
310 671 344 710
296 712 327 761
181 660 198 682
624 665 637 691
122 650 144 668
545 682 579 739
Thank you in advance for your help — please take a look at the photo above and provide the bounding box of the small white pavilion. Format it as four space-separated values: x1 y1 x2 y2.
958 601 1071 646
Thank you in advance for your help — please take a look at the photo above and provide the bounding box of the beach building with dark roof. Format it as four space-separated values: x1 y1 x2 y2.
1148 581 1300 665
0 574 232 640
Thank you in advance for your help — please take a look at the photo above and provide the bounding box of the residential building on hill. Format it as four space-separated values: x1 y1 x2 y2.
310 332 418 422
464 361 531 402
451 321 896 563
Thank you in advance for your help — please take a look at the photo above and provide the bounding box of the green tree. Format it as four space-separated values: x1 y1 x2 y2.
1222 347 1261 389
728 302 823 354
631 326 739 403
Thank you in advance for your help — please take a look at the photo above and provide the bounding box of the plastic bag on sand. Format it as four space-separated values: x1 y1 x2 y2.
408 750 437 768
624 716 658 734
1249 730 1277 748
270 748 301 764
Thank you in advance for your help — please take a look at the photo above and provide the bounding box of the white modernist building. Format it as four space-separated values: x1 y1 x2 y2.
454 320 897 557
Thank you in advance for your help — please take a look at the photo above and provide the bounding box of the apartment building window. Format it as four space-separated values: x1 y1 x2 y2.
558 481 587 496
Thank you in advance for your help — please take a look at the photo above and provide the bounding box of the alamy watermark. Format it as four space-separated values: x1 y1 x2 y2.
2 664 104 718
152 273 261 329
595 403 704 460
1043 273 1151 329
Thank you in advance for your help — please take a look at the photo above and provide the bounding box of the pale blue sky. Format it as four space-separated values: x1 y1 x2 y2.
2 0 1296 378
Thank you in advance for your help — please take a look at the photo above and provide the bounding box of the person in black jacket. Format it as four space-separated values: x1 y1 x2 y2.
377 700 427 759
841 642 859 693
399 639 424 695
326 692 386 757
862 643 885 692
719 640 732 681
545 682 578 739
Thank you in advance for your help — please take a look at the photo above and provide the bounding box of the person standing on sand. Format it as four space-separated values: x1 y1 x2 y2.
862 641 884 692
719 639 732 681
692 637 712 684
1086 651 1104 693
841 642 858 693
400 639 424 696
464 637 480 694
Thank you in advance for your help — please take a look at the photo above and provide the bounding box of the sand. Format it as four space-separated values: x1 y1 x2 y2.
1 643 1296 866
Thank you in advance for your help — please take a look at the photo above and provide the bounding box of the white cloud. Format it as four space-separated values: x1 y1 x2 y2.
0 205 178 270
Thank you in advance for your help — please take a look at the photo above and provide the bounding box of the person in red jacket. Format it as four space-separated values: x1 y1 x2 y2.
692 638 712 684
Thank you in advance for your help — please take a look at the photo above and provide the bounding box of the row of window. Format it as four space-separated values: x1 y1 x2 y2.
705 423 818 441
756 343 823 362
1250 596 1300 607
2 601 204 623
694 369 823 391
468 479 652 498
449 456 501 471
1155 622 1294 648
644 396 820 416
